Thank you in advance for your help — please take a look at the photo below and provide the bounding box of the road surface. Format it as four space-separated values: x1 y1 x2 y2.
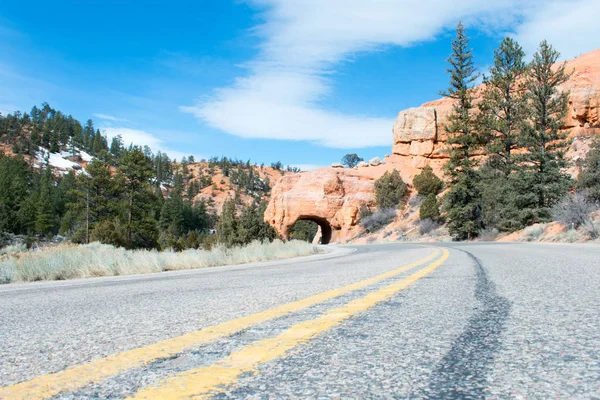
1 242 598 399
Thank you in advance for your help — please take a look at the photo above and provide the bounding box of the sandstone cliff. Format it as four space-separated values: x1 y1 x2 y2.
265 49 600 243
392 48 600 168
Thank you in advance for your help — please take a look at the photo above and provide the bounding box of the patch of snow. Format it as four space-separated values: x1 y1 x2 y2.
36 148 80 171
79 150 93 162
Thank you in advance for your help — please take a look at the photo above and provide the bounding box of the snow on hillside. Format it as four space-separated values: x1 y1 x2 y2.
36 148 92 173
59 149 93 162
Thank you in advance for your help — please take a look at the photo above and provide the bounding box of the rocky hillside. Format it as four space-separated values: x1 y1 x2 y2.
392 48 600 174
177 160 292 214
265 48 600 244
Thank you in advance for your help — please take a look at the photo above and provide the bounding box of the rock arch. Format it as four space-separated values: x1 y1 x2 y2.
264 169 379 244
289 216 333 244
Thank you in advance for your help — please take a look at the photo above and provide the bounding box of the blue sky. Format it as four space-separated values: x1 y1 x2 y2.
1 1 598 169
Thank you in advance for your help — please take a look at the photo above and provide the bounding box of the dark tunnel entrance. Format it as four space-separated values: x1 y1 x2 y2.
289 217 333 244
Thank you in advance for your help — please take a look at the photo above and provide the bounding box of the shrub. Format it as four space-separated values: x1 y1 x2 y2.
358 204 374 220
419 219 440 235
551 192 598 228
413 166 443 196
523 224 545 241
341 153 363 168
360 208 397 232
582 221 600 240
408 194 425 208
478 228 499 241
0 239 320 284
577 139 600 203
420 193 441 221
0 243 27 256
557 229 579 243
374 169 407 209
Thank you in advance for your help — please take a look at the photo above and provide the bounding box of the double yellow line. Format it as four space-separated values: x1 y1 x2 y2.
1 247 449 400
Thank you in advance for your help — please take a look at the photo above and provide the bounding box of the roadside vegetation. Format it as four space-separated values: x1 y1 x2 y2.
356 24 600 244
0 239 320 284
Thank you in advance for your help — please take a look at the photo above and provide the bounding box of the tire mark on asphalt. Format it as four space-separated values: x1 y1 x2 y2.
421 249 511 399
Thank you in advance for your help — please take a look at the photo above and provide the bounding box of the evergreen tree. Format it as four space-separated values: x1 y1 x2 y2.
34 167 56 235
110 135 124 157
441 22 483 240
374 169 407 209
341 153 363 168
217 198 239 247
0 154 31 234
237 201 278 245
577 139 600 202
519 40 573 221
413 166 443 196
476 38 530 232
479 37 528 175
420 193 441 221
83 119 94 149
118 146 156 248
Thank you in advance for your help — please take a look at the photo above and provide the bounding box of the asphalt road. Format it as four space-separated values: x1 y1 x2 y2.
1 242 598 399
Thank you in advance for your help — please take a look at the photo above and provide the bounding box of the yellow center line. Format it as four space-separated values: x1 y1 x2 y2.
128 248 450 400
0 248 441 400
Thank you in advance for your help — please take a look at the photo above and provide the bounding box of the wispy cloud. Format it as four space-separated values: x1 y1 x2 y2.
0 103 20 116
182 0 523 148
513 0 600 59
102 127 204 161
93 113 127 122
182 0 599 149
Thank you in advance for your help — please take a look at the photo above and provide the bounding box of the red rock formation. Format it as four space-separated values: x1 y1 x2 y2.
265 49 600 242
392 48 600 165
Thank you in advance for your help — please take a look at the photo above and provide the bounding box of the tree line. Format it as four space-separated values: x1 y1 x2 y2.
0 106 283 250
359 24 599 241
432 23 597 239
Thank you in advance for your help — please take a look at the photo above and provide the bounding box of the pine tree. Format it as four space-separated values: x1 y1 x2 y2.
35 167 56 235
479 37 528 175
110 135 124 157
441 22 483 240
577 139 600 202
519 40 573 221
83 119 94 149
420 193 441 221
217 198 240 247
0 154 31 234
477 38 530 232
237 201 277 245
118 146 156 248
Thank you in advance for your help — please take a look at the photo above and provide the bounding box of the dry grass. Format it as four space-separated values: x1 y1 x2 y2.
0 240 321 284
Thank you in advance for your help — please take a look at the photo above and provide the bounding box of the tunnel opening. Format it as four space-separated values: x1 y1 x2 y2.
289 217 333 245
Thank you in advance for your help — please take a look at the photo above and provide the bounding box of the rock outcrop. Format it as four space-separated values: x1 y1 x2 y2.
392 49 600 165
264 158 422 243
266 49 600 242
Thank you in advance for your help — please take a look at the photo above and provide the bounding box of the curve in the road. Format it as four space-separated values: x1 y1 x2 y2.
126 248 450 399
0 247 443 400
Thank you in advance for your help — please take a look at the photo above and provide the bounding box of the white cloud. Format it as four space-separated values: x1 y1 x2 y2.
182 0 522 148
0 103 20 116
93 113 126 122
102 127 203 161
182 0 599 149
514 0 600 59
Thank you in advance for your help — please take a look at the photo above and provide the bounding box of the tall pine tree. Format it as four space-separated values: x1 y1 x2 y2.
519 40 573 222
478 38 530 231
441 22 483 240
